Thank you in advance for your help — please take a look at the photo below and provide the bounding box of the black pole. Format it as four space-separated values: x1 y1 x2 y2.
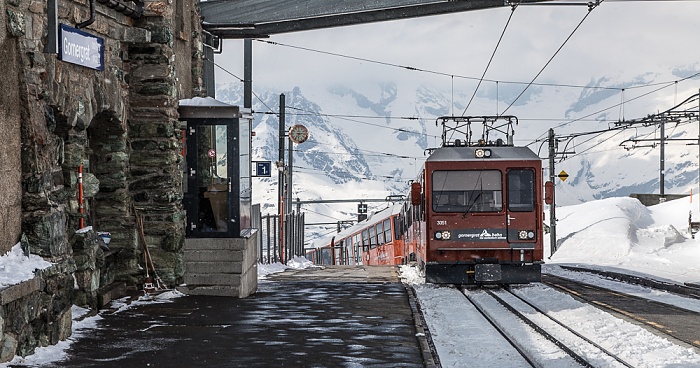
279 94 285 263
243 39 252 109
660 119 665 197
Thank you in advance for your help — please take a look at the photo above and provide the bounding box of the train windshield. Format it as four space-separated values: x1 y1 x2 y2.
432 170 502 213
507 169 535 212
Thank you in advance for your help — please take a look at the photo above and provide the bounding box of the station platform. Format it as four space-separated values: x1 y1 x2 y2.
266 264 401 283
39 266 430 368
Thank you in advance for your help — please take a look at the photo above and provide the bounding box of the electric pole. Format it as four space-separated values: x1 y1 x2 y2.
548 128 556 256
278 94 285 263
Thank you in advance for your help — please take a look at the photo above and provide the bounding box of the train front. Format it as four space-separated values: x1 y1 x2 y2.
423 145 544 284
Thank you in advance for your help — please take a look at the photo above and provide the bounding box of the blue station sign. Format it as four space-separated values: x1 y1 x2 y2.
253 161 272 177
58 24 104 70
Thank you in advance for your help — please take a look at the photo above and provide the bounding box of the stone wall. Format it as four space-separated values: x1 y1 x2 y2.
0 264 76 362
0 0 23 255
0 0 204 360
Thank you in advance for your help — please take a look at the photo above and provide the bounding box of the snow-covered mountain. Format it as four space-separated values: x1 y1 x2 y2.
216 73 700 242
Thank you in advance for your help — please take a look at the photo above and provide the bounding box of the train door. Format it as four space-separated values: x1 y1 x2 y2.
505 169 537 247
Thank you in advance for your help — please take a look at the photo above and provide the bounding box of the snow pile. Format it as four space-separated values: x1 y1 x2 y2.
398 264 424 285
258 256 315 280
550 197 652 265
287 256 314 269
549 195 700 284
0 243 53 288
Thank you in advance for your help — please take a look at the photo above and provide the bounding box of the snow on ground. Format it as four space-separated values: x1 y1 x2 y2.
257 256 315 280
6 290 187 367
7 306 99 367
6 194 700 366
400 194 700 367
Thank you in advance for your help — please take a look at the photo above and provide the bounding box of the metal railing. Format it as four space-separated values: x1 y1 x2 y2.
256 212 305 264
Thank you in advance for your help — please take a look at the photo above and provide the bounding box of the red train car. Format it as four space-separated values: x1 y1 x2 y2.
407 116 544 284
307 204 411 266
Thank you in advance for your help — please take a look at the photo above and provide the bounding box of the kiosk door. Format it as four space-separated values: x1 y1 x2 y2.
184 119 240 237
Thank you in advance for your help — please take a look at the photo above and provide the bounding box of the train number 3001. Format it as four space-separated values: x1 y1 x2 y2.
436 220 447 226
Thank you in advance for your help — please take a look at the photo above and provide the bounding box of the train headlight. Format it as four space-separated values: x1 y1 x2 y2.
435 231 451 240
518 230 536 240
475 148 491 158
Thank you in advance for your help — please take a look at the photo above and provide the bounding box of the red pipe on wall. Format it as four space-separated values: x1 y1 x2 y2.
78 165 84 229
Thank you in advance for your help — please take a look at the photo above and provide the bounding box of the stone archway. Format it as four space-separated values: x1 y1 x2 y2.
86 111 138 296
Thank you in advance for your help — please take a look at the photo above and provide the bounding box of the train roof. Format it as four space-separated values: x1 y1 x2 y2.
426 145 540 162
308 203 402 250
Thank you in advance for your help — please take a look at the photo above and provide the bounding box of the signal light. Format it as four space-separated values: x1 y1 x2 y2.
475 148 491 158
435 231 451 240
518 230 535 240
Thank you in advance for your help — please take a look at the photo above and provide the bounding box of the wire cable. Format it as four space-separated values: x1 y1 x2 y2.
255 39 636 92
284 105 441 139
212 61 276 113
463 1 520 115
500 0 603 115
527 74 700 146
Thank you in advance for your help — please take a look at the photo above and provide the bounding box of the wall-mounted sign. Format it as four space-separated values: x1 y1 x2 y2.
58 24 104 70
253 161 272 177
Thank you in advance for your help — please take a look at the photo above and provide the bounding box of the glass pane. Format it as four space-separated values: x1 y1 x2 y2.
239 118 251 231
196 125 229 232
432 170 502 213
384 219 392 241
508 169 535 212
376 222 384 245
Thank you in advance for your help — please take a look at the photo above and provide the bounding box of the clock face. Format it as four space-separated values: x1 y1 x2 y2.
289 124 309 144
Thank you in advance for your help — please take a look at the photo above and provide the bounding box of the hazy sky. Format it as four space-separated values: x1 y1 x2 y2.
214 0 700 119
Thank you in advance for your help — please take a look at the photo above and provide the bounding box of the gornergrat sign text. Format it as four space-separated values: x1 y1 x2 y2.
58 24 104 71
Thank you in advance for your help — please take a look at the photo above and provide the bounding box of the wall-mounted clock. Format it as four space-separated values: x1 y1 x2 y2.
289 124 309 144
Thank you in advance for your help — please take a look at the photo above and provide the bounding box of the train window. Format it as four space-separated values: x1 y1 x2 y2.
432 170 502 213
362 229 369 251
384 219 392 243
394 216 402 240
508 169 535 212
369 226 377 249
376 222 385 245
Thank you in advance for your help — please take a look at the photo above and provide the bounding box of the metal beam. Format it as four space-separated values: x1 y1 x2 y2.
202 0 551 38
293 198 396 205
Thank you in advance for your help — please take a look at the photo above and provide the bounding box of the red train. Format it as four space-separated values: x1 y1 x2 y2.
307 116 544 284
306 204 411 266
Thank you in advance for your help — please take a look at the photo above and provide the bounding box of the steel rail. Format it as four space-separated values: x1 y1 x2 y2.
504 287 635 368
483 289 595 368
459 287 538 368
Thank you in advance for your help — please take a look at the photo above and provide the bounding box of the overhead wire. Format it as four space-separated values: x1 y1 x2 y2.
212 61 276 113
500 0 603 115
462 1 520 115
527 74 700 146
255 39 649 92
284 105 441 139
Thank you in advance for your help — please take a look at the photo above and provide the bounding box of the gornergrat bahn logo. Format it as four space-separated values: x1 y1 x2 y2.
453 228 506 241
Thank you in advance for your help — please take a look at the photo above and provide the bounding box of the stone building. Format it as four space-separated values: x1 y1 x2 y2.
0 0 206 360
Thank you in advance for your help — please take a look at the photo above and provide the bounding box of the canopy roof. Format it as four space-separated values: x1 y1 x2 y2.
201 0 549 38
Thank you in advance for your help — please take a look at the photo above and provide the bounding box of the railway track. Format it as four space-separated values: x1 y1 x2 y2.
460 286 633 368
542 274 700 350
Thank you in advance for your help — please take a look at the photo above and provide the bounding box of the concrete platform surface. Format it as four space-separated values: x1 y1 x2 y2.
32 267 424 367
266 265 400 283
